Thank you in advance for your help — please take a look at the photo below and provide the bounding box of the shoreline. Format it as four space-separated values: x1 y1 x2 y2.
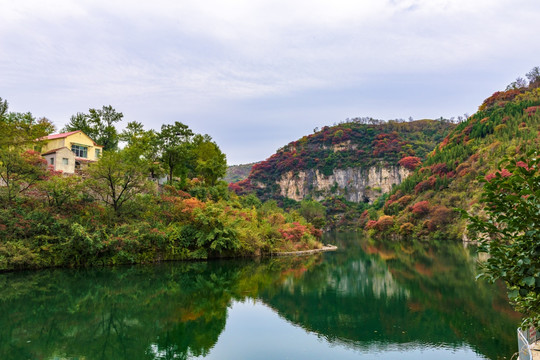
270 244 338 257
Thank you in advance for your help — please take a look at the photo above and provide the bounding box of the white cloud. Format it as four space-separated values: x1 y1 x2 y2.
1 0 540 163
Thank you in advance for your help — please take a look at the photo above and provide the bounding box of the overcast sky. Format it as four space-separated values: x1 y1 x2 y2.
1 0 539 164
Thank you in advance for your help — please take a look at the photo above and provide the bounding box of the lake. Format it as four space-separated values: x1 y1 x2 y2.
0 232 519 359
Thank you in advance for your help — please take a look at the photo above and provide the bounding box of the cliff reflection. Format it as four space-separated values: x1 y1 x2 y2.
259 232 519 359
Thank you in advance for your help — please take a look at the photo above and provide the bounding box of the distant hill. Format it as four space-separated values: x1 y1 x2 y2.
223 163 256 183
230 119 455 204
365 84 540 240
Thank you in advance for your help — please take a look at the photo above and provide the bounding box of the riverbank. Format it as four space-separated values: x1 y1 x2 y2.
271 244 337 256
0 185 324 272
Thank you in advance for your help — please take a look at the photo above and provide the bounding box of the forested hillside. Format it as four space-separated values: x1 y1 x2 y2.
365 76 540 241
231 119 454 198
229 118 455 228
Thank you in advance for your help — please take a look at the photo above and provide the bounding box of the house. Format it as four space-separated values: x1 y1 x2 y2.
40 131 103 174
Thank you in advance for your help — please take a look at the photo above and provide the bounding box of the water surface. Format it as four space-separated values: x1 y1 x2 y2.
0 232 518 359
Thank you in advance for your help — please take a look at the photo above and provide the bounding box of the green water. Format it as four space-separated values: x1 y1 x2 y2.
0 233 518 359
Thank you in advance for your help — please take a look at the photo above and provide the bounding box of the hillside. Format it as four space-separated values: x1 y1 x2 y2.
365 85 540 240
223 163 256 183
230 119 455 205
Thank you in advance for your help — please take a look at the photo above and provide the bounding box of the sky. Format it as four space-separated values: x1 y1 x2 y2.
1 0 540 165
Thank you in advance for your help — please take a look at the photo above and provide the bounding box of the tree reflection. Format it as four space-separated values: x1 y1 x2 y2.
259 232 519 359
0 235 519 360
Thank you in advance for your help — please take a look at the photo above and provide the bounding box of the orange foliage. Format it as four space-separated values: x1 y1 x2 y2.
181 197 205 213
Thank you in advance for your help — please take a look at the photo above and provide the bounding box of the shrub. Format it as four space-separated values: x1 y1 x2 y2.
398 156 422 171
411 201 430 216
375 215 394 231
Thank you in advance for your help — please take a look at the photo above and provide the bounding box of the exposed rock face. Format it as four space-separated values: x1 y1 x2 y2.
275 165 410 203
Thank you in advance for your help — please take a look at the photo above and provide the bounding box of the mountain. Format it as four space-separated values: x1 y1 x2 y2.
365 85 540 240
223 162 256 183
230 119 455 206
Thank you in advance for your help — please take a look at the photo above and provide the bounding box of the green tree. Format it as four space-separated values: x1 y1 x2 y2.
191 134 227 186
87 149 152 213
158 121 194 184
299 200 327 229
121 121 163 179
64 105 122 151
464 150 540 327
38 173 84 208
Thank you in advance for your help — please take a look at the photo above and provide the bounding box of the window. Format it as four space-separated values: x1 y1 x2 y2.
50 157 54 165
62 158 69 165
95 148 101 158
71 144 88 158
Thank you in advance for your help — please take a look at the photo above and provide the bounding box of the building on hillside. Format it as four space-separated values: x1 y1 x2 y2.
40 131 103 174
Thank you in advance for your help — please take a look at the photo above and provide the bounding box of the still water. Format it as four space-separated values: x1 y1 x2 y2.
0 233 518 359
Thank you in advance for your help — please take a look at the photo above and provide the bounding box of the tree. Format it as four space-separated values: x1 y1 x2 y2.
158 122 194 184
190 134 227 186
299 200 327 229
64 105 122 151
526 66 540 88
506 76 528 91
87 149 152 213
464 151 540 327
0 100 54 205
38 173 84 208
121 121 163 179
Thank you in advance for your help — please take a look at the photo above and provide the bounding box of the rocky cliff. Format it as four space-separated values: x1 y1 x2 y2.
229 119 454 204
275 164 410 203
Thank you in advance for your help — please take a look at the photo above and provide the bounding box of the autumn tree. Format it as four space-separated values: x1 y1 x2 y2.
464 151 540 327
0 99 54 205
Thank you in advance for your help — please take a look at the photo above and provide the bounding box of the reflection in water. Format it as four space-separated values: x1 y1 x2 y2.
0 233 519 359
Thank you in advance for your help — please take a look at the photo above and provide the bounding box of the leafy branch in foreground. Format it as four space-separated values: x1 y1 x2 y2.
463 150 540 327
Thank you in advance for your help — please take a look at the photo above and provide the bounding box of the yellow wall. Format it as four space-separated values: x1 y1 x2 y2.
42 132 103 161
41 138 65 152
64 132 102 161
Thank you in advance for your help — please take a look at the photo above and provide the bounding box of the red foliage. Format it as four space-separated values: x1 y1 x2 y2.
411 201 430 216
479 89 524 110
372 132 403 157
430 163 448 176
229 178 253 195
414 176 436 194
365 220 378 230
399 156 422 171
279 222 308 242
516 161 532 171
525 106 540 116
485 168 512 182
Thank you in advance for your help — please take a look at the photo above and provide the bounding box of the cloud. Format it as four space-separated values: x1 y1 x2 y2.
1 0 540 163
